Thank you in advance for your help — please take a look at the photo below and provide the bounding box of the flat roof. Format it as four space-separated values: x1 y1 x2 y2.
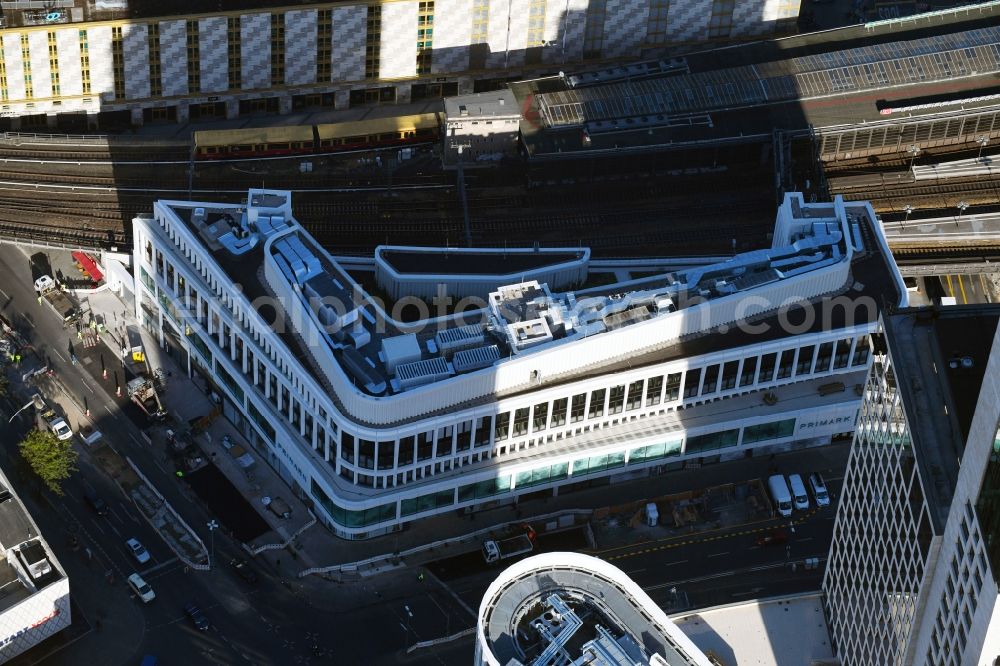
672 593 836 666
884 305 1000 530
378 247 586 276
443 90 519 121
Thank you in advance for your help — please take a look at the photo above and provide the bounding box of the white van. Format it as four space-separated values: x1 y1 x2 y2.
767 475 793 517
788 474 810 511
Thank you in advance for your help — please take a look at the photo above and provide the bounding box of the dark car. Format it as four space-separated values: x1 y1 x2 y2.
755 529 790 547
229 558 258 584
184 603 209 631
84 491 108 516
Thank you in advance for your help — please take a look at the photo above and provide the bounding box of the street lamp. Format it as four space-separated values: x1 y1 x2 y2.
957 200 969 218
7 398 36 424
207 520 218 568
907 144 920 172
903 204 914 225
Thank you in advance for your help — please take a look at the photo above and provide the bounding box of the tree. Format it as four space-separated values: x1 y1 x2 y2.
18 429 77 496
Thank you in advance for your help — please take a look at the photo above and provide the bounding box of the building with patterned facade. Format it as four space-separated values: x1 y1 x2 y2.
130 190 904 539
0 465 71 662
0 0 800 128
822 306 1000 666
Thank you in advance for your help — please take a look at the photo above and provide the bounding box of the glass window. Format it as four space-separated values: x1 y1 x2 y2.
743 419 795 444
665 373 681 401
570 393 586 423
626 381 643 411
340 433 355 463
759 353 777 382
739 357 758 387
435 427 453 457
474 416 492 447
551 398 568 428
815 342 834 373
358 439 375 469
513 408 530 437
834 338 853 369
683 369 702 398
721 361 739 390
852 335 870 366
588 389 606 419
398 436 414 466
646 376 663 406
515 462 569 489
629 439 683 463
456 421 473 452
572 451 626 476
685 429 740 453
416 432 433 461
495 412 510 441
458 475 512 502
701 365 719 395
532 402 548 432
400 489 454 517
796 346 815 375
776 350 794 379
608 385 625 414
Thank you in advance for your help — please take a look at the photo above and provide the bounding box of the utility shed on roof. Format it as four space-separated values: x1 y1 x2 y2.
382 334 422 373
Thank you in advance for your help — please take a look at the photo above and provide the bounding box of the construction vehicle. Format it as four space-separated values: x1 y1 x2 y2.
33 275 80 327
124 325 149 374
127 377 167 420
32 394 73 441
482 524 536 564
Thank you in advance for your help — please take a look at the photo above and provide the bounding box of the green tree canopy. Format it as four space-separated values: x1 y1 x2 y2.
19 429 78 495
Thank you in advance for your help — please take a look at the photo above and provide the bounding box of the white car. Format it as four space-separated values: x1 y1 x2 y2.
126 538 151 564
127 573 155 603
808 473 831 508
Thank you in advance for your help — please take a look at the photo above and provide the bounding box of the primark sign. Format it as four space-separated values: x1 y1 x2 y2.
798 413 857 436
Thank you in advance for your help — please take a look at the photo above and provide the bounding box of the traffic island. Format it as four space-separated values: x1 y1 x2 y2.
86 436 209 569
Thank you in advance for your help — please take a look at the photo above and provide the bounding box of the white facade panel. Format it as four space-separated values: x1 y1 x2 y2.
240 13 271 90
27 31 51 99
601 0 650 59
55 29 82 97
543 0 589 64
284 9 317 86
122 24 150 100
198 16 228 94
159 20 188 97
86 26 114 102
505 0 530 67
330 5 366 82
430 0 471 74
666 0 713 42
485 0 511 69
2 34 26 101
379 1 418 79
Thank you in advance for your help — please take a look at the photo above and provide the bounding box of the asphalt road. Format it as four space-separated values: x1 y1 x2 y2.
0 244 476 666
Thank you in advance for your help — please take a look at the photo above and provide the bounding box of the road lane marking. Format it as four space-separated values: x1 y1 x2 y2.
707 551 729 558
107 522 121 538
795 537 814 542
53 350 65 362
958 274 969 304
944 274 955 298
626 568 646 574
90 520 106 535
129 434 141 446
104 405 114 415
663 560 688 566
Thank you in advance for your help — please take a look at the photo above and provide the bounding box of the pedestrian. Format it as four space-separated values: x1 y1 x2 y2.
77 330 83 340
14 354 20 366
36 295 42 305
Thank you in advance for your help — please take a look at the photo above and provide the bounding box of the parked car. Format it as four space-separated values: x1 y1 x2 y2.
128 573 156 603
229 558 258 584
755 529 790 547
126 538 151 564
84 491 108 516
788 474 810 511
808 472 831 507
184 603 209 631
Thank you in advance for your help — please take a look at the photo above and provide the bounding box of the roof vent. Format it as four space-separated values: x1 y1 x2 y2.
459 105 468 116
